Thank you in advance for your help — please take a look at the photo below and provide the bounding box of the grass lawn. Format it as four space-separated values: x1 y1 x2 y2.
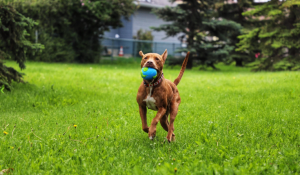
1 60 300 174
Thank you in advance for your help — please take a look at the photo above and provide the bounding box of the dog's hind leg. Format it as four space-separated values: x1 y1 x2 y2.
167 95 180 142
160 110 170 132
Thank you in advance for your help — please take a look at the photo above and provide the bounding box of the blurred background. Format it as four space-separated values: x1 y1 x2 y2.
1 0 300 89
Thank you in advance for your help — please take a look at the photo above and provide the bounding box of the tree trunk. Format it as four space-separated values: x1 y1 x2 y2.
186 24 195 69
235 58 243 67
186 56 193 69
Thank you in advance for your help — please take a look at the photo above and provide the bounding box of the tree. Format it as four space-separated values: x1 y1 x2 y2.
237 0 300 71
68 0 136 62
216 0 254 67
0 4 43 91
15 0 136 63
152 0 242 69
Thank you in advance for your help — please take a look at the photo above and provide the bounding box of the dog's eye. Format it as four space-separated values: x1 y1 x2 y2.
155 58 159 60
144 57 148 60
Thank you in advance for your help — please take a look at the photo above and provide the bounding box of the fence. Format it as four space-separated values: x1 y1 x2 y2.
101 37 185 61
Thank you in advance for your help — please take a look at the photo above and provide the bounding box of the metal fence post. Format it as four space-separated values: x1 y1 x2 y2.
111 39 114 61
173 43 175 56
133 40 136 61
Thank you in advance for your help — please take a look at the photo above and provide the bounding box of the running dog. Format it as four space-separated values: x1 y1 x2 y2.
136 49 189 142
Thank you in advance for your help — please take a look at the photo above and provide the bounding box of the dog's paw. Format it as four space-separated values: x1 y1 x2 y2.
148 127 156 140
171 135 176 142
166 133 175 143
142 127 149 133
149 135 156 140
148 133 156 140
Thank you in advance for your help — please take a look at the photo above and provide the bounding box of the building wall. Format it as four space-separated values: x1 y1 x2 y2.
102 6 183 56
132 7 181 43
104 16 133 39
104 7 181 43
102 16 134 56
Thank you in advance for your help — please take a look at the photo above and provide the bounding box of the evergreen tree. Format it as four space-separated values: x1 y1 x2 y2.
216 0 253 67
0 4 43 91
152 0 242 69
216 0 256 26
237 0 300 71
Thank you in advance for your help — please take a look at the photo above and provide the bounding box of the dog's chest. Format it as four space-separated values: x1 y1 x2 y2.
143 86 158 111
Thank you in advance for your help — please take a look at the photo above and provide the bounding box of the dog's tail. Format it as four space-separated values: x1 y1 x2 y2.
174 52 190 86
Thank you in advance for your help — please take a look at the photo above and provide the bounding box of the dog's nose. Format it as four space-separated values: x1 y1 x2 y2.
147 61 153 64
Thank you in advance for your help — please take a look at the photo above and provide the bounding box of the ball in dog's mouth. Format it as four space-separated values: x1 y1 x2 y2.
141 67 157 81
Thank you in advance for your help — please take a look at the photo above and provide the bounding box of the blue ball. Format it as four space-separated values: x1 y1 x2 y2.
141 67 157 81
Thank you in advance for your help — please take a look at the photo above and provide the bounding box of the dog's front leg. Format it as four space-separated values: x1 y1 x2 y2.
149 107 167 140
139 105 149 133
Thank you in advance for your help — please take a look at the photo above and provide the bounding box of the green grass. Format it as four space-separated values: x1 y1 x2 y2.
1 60 300 174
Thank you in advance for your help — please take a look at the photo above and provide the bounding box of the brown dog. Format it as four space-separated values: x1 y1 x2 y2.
136 49 189 142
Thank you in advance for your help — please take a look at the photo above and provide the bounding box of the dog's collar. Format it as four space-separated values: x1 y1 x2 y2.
143 73 164 87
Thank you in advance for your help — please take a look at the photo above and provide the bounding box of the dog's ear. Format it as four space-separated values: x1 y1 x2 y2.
162 49 168 62
139 51 144 57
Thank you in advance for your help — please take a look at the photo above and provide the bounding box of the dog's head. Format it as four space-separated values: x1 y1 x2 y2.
139 49 167 81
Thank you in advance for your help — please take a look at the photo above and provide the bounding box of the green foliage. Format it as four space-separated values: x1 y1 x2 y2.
237 0 300 71
33 38 76 62
153 0 243 69
133 29 154 41
216 0 252 26
9 0 136 63
1 61 300 173
215 0 254 67
0 4 44 90
133 29 154 54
